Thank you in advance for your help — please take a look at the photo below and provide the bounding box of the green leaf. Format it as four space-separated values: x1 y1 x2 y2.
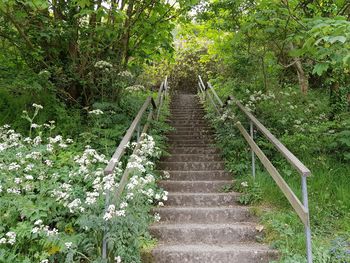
328 36 347 44
312 63 329 76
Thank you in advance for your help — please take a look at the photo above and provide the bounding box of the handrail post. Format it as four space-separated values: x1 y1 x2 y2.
102 181 111 260
302 176 312 263
250 121 256 179
137 123 141 142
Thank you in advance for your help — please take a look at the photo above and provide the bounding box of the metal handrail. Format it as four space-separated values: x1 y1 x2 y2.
102 76 168 259
197 75 313 263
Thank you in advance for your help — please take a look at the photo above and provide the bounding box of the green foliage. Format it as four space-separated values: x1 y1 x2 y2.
0 0 197 104
202 75 350 262
0 104 169 262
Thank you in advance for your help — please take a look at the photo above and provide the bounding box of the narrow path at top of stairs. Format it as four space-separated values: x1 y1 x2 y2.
149 93 278 263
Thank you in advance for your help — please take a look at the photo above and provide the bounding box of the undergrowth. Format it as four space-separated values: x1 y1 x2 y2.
203 79 350 263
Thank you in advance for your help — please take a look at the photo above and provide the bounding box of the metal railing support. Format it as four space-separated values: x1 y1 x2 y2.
137 123 141 142
250 121 256 179
302 176 313 263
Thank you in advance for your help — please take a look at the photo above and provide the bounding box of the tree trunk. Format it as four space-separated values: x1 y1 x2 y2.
294 57 309 95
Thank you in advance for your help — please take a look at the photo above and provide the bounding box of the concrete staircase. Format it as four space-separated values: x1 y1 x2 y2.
149 93 278 263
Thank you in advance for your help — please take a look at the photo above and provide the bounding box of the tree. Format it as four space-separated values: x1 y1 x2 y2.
0 0 197 104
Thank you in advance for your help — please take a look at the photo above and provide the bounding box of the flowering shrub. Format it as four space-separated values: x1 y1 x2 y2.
0 121 166 262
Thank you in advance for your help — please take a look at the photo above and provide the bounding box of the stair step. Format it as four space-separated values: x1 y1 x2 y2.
150 244 279 263
164 171 231 181
166 192 240 206
161 154 221 162
154 206 253 223
168 115 206 119
149 223 261 243
167 121 208 126
169 140 214 145
167 135 214 140
167 130 215 136
167 147 220 154
159 161 225 171
159 180 232 193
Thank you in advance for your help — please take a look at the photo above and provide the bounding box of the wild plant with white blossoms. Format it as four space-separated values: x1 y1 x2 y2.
0 117 167 262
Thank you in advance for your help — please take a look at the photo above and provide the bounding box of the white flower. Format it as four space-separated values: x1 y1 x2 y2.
125 85 145 92
94 60 113 69
115 256 122 263
47 144 53 152
163 171 170 179
88 109 104 115
40 259 49 263
65 242 72 249
103 204 116 221
115 210 126 217
5 231 16 245
120 202 128 209
45 160 53 167
162 191 168 201
8 162 20 171
33 136 42 145
126 192 134 200
32 103 43 110
14 177 22 184
85 191 99 205
241 181 248 187
30 123 41 129
25 175 34 180
31 227 40 234
34 219 43 225
154 213 161 222
0 238 6 244
7 188 21 195
44 227 58 236
158 202 164 207
118 70 133 78
67 199 82 213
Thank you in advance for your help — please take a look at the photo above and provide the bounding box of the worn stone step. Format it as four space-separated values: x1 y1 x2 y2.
159 161 225 171
167 120 208 125
171 124 211 127
168 138 214 142
170 112 205 116
166 135 214 141
170 131 214 136
150 244 279 263
168 143 217 148
158 180 232 193
161 154 221 162
150 223 261 244
165 171 231 181
168 140 214 145
154 206 253 223
170 131 215 137
168 115 206 119
167 132 215 138
168 145 217 149
165 192 240 206
168 147 220 154
170 110 205 114
169 116 206 120
169 106 203 109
